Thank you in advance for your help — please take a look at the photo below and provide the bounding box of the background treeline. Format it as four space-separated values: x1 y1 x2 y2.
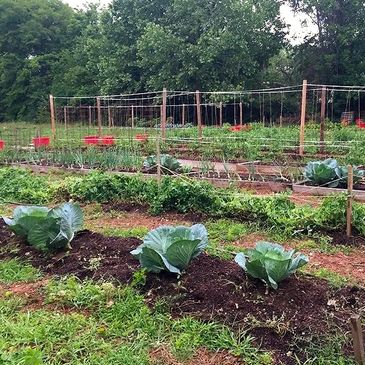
1 0 365 121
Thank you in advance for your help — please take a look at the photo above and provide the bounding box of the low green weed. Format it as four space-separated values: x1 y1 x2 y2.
0 259 41 284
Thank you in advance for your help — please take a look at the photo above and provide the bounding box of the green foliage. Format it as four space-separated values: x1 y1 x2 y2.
131 224 208 274
143 154 182 172
0 259 41 284
235 242 309 289
304 159 364 187
4 203 84 252
0 168 50 204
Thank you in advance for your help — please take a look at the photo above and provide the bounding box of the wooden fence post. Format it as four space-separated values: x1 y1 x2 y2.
108 106 112 128
96 97 102 137
320 86 326 154
63 106 67 129
350 315 365 364
156 136 161 184
299 79 308 156
182 104 185 126
239 102 243 126
49 95 56 141
161 88 167 140
88 105 92 127
219 102 223 127
347 165 354 237
196 90 202 139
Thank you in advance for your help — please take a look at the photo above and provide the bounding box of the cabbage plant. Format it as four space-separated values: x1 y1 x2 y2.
143 154 181 172
304 159 364 187
3 203 83 252
235 242 309 289
131 224 208 274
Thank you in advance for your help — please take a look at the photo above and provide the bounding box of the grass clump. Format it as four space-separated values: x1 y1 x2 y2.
0 259 41 284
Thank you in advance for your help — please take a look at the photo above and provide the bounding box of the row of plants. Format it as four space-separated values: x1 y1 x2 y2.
2 167 365 237
3 204 308 290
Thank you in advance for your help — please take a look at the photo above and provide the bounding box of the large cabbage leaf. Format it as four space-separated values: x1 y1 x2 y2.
3 202 84 252
235 241 309 289
143 154 181 172
131 224 208 274
304 159 364 188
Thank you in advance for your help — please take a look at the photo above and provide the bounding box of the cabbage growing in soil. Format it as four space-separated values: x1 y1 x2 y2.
235 242 309 289
304 159 364 187
131 224 208 274
3 203 84 252
143 154 181 172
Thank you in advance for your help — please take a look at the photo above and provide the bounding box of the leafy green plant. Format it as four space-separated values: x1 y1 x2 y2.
131 224 208 274
304 159 364 187
235 242 309 289
143 154 181 172
3 202 83 252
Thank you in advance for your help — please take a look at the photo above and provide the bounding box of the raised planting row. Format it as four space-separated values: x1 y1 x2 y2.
1 167 365 238
0 204 363 364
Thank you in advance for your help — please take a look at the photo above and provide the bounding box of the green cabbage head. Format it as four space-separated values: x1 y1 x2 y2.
131 224 208 274
235 241 309 289
3 203 84 252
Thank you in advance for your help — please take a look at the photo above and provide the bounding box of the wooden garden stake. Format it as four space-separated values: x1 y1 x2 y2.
182 104 185 126
63 106 68 129
347 165 354 237
320 86 326 154
299 79 308 156
49 95 56 141
350 315 365 364
108 106 112 128
156 137 161 184
239 102 243 126
196 90 202 140
88 105 92 127
219 102 223 127
96 97 102 137
131 106 135 129
161 88 167 140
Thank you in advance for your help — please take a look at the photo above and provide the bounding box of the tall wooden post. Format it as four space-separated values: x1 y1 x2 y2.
219 102 223 127
156 137 161 184
49 95 56 141
350 315 365 364
196 90 202 139
161 88 167 140
320 86 326 154
131 106 135 128
96 97 102 137
108 106 112 128
63 106 67 129
239 102 243 126
182 104 185 126
347 165 354 238
299 80 308 156
88 106 92 127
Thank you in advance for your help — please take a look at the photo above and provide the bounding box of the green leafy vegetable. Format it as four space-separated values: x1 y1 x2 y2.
235 242 309 289
3 203 84 252
143 154 181 172
131 224 208 274
304 159 364 187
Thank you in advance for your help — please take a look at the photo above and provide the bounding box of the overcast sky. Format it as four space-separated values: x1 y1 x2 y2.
63 0 316 44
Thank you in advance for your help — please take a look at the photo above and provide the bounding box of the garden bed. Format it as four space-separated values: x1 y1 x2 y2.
293 181 365 201
0 222 364 365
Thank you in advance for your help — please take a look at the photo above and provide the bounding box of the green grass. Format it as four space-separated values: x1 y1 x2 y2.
99 226 149 239
309 268 350 288
0 276 272 365
0 259 41 284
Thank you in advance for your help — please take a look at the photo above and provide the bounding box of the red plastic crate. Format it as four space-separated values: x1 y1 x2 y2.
101 136 115 145
33 136 50 148
135 133 148 142
356 119 365 129
84 135 100 145
0 140 4 150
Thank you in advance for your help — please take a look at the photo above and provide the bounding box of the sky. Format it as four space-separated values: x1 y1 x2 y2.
63 0 316 45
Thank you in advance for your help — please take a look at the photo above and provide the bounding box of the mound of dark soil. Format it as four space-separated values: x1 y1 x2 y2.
0 222 364 364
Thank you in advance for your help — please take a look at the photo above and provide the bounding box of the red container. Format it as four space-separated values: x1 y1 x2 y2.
356 119 365 129
84 135 100 145
0 140 4 150
33 136 50 148
135 133 148 142
101 136 115 145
